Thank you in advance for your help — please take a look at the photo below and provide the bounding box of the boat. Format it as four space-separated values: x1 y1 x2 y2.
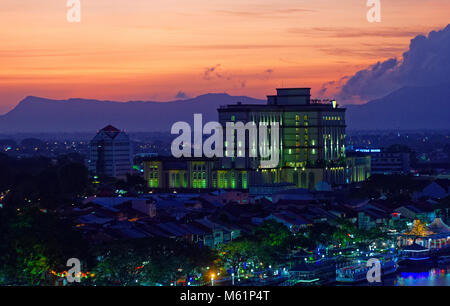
336 255 398 284
398 244 434 266
286 258 337 286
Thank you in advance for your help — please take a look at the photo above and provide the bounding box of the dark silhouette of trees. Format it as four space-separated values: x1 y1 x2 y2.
0 207 87 285
1 155 89 211
92 238 216 286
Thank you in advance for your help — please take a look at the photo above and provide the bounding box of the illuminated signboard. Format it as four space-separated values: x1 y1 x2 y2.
354 149 382 153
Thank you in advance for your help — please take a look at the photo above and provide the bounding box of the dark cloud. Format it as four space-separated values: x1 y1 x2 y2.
318 81 335 97
203 64 221 80
203 64 233 81
318 77 349 98
335 24 450 103
261 68 274 80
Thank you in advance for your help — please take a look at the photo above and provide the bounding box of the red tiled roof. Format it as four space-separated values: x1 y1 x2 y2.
101 125 120 132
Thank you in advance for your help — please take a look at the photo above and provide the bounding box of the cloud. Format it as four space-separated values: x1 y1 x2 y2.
216 8 314 18
334 24 450 104
175 91 189 99
174 44 306 50
317 46 407 59
203 64 233 81
318 81 336 97
288 26 427 38
318 77 349 98
203 64 221 80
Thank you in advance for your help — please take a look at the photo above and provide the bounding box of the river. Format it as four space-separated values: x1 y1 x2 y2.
382 264 450 286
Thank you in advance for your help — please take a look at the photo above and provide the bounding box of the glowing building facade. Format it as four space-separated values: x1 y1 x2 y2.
217 88 347 189
143 88 370 190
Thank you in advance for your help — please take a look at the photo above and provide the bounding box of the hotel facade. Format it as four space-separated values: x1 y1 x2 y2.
143 88 370 190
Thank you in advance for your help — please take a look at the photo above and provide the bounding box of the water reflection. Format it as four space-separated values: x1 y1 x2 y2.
384 265 450 286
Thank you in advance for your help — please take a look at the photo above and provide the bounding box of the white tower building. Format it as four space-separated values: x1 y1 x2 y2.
88 125 132 178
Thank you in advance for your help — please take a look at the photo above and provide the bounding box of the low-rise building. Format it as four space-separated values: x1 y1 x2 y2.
353 148 410 175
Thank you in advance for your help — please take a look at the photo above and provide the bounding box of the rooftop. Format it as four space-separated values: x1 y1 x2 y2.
219 87 342 110
99 125 122 139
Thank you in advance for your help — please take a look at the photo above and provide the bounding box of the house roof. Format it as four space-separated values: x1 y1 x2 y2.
78 214 113 225
428 217 450 234
138 223 173 238
404 219 435 236
270 212 310 226
101 125 120 132
435 179 450 191
156 222 191 237
84 196 137 211
99 125 122 139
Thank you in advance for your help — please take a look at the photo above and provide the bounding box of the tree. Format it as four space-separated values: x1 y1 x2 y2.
306 222 335 248
0 207 87 285
357 227 388 245
252 220 296 265
92 242 145 286
218 220 296 274
252 220 292 248
219 240 254 275
59 163 89 196
92 238 216 286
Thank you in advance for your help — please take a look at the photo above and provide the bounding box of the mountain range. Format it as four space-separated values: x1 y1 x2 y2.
345 82 450 130
0 94 264 133
0 82 449 133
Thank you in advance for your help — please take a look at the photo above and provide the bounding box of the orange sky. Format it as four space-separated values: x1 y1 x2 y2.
0 0 449 113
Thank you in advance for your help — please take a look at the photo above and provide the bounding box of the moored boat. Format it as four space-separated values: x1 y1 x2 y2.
336 255 397 284
286 258 337 286
398 243 434 266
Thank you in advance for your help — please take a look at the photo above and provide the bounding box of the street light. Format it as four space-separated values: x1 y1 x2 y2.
211 274 214 286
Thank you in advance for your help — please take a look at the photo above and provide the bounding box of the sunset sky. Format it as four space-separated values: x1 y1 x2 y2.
0 0 449 114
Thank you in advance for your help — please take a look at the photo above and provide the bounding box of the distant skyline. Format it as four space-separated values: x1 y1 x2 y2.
0 0 449 114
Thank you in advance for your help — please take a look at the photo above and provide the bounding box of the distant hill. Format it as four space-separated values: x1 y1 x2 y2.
0 83 449 133
345 82 450 130
0 94 265 133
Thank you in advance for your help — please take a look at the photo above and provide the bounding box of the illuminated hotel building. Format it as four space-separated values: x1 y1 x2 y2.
143 88 370 190
218 88 347 189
